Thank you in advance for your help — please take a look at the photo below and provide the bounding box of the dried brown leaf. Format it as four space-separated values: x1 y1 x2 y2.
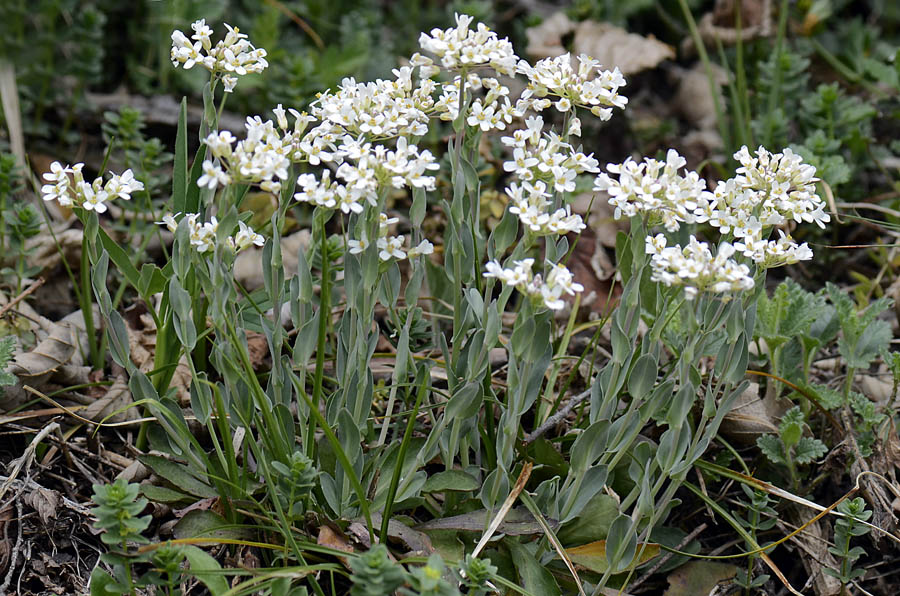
720 382 788 444
572 21 674 76
525 12 575 60
25 487 60 525
81 375 138 423
318 525 354 568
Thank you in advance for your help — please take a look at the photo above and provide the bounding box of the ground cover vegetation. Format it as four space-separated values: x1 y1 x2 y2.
1 0 900 594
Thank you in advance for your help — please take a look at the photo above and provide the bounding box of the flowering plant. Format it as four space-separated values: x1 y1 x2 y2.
58 12 844 595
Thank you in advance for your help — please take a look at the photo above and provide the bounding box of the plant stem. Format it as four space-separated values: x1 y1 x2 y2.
81 230 101 370
308 213 330 459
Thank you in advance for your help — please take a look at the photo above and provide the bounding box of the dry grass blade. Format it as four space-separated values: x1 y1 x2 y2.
0 422 58 502
471 462 533 559
0 60 25 167
520 491 586 596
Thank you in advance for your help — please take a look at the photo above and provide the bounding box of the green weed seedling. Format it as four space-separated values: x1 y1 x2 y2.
757 406 828 491
733 485 777 593
90 478 228 596
824 497 873 588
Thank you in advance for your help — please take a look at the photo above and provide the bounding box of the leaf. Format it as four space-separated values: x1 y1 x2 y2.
0 336 16 386
841 318 891 369
508 540 561 596
89 567 121 595
794 437 828 464
756 434 786 466
174 510 253 541
445 381 482 420
415 507 557 535
778 407 805 449
172 97 188 213
138 454 218 498
422 470 480 493
663 561 739 596
140 483 194 504
563 540 659 574
557 492 618 545
756 279 822 348
183 545 229 595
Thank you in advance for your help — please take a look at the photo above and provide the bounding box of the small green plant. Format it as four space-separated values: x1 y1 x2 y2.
89 478 151 594
459 554 498 596
0 336 17 394
733 485 776 593
349 545 407 596
90 478 228 595
757 406 828 490
102 106 173 200
402 553 460 596
824 497 872 587
1 202 43 293
755 278 831 387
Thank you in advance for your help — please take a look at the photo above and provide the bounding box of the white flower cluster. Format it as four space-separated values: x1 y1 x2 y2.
645 235 754 301
170 19 268 92
712 146 828 264
294 137 438 213
497 115 599 235
595 146 830 300
516 53 628 122
483 258 583 310
593 149 708 232
201 107 315 194
41 162 144 213
418 13 518 75
347 213 434 262
595 146 828 276
306 67 436 140
506 181 585 236
158 213 264 253
433 73 530 131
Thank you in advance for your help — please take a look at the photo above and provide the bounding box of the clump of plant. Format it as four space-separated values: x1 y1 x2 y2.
90 478 228 595
824 497 872 588
733 485 777 593
102 106 174 199
757 406 828 491
89 478 152 593
41 10 849 594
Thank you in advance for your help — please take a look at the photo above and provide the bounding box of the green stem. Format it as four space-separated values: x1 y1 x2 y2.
380 368 429 542
80 230 101 369
308 213 330 459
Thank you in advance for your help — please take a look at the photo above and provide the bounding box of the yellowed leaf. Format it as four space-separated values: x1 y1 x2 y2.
564 540 660 574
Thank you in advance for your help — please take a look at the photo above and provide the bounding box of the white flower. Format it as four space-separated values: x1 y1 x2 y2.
419 13 519 76
170 21 268 90
646 235 754 300
80 184 108 213
232 221 266 252
158 213 179 232
377 235 406 260
484 258 582 310
197 160 230 189
348 236 369 255
42 161 70 184
407 239 434 258
516 53 627 120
